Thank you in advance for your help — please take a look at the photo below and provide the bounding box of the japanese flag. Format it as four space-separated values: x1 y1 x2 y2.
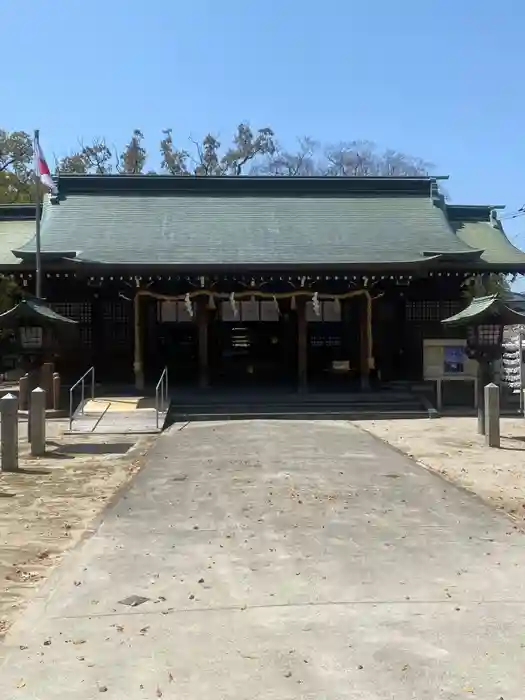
34 137 57 193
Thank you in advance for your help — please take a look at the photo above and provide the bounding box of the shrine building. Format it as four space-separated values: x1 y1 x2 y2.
1 174 524 399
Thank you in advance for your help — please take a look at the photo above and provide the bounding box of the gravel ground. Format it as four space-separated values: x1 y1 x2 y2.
0 420 155 642
354 416 525 524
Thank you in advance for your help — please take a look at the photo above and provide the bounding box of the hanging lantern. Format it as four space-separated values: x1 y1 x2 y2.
290 296 297 311
207 294 216 310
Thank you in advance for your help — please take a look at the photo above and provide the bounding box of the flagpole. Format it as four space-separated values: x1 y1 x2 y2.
34 129 42 299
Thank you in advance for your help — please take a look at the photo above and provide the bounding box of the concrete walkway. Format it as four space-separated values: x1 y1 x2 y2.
1 420 524 698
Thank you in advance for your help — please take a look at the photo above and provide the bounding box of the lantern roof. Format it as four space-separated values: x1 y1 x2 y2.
442 294 525 327
0 298 78 329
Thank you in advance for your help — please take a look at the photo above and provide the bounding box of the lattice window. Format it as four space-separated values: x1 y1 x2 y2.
103 302 129 323
51 302 92 323
102 302 131 345
406 300 462 322
79 327 93 346
51 302 92 346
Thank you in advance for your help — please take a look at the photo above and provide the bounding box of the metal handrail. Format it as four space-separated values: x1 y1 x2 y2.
155 366 169 429
69 366 95 431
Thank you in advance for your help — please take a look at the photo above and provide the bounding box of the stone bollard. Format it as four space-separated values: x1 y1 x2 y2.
30 388 46 457
52 372 60 410
19 373 29 411
0 393 18 471
484 382 500 448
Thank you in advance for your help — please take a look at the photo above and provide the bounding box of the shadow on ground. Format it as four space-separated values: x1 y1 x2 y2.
45 441 135 458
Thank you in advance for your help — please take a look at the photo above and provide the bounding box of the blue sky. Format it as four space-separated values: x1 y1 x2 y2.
3 0 524 275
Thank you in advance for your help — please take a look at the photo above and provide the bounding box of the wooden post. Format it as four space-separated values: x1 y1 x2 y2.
297 297 308 393
359 294 371 391
133 294 144 391
484 382 500 448
197 296 209 388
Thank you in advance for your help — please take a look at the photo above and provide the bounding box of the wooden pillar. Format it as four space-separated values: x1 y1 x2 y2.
197 297 209 388
297 297 308 393
133 294 144 391
91 295 103 373
359 293 371 391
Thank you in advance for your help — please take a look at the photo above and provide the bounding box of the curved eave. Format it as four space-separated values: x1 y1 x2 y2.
453 221 525 267
422 249 484 262
12 249 78 262
442 294 525 326
0 299 78 329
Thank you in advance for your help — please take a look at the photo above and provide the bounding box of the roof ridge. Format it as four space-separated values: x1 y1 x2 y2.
55 174 443 198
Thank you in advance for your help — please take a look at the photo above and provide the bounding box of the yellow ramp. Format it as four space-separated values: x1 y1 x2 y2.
83 396 156 413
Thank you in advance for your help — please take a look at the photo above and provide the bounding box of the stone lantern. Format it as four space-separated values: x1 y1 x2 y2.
442 294 525 434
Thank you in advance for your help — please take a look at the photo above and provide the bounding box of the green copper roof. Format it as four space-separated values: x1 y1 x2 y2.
447 205 525 266
0 205 36 265
0 299 78 329
12 175 478 269
442 294 525 326
11 175 525 270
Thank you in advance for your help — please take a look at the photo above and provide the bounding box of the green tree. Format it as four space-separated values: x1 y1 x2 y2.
59 137 114 174
160 123 276 175
119 129 147 174
0 130 33 203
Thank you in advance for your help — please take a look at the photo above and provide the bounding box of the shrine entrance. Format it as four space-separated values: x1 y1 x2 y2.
209 298 297 387
143 292 377 392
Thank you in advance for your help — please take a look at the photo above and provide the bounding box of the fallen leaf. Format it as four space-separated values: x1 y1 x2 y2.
168 672 174 683
16 680 26 688
156 687 163 697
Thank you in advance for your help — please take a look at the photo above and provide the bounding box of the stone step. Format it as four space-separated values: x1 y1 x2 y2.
166 393 429 424
167 409 427 423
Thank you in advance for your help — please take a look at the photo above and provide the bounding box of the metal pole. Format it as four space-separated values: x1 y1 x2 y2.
34 129 43 300
81 380 85 415
91 367 95 401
